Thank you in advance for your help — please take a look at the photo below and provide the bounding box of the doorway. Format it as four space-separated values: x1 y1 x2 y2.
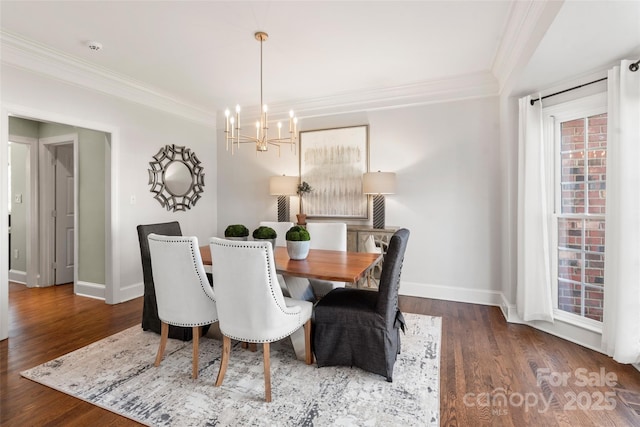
52 143 75 285
8 118 109 294
7 134 38 288
38 136 77 288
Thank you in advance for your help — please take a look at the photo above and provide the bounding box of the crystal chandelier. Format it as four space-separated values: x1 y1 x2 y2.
224 32 297 155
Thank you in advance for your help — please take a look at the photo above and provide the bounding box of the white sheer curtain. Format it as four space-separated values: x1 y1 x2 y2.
601 60 640 364
516 95 554 322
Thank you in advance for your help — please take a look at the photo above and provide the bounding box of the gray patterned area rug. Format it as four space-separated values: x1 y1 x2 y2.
21 313 440 426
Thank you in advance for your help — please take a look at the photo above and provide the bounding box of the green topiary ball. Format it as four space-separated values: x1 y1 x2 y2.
252 226 277 239
285 225 310 241
224 224 249 237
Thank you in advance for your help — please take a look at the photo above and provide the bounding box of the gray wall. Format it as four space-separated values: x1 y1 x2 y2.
2 63 218 308
9 142 28 273
77 128 107 284
217 96 504 301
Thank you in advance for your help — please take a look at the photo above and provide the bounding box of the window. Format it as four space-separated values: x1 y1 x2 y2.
556 114 606 322
545 94 607 324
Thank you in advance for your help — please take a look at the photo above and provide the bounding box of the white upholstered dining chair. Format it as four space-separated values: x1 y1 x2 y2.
282 222 348 301
147 233 218 379
209 237 313 402
259 221 294 247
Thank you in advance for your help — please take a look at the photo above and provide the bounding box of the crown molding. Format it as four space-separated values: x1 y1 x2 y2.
264 71 499 120
1 31 215 126
2 30 499 125
492 0 564 95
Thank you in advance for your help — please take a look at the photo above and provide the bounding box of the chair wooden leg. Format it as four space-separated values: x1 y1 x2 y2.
154 322 169 367
192 326 200 379
215 335 231 387
303 319 313 365
241 342 257 351
263 342 271 402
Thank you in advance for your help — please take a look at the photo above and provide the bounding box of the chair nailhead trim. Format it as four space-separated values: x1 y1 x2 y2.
148 235 216 305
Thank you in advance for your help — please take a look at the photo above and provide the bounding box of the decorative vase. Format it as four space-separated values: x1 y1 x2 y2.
296 214 307 225
225 236 248 241
286 240 310 260
254 238 276 250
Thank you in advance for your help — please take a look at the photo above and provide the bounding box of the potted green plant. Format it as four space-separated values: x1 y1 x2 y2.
296 181 313 225
252 225 277 249
224 224 249 241
285 225 311 260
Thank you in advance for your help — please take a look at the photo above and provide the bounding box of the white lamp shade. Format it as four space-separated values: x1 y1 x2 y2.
363 171 396 195
269 175 299 196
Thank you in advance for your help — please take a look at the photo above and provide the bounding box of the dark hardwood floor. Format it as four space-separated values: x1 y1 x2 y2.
2 282 640 426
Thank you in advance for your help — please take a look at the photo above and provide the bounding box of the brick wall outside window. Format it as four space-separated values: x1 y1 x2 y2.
557 114 606 322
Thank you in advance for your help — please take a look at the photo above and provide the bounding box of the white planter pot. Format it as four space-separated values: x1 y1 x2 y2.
254 238 276 250
225 236 248 241
286 240 310 260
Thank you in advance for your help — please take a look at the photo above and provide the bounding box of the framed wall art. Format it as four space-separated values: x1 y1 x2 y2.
299 125 369 219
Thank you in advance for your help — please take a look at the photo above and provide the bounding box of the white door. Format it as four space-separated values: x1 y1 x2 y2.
54 144 74 285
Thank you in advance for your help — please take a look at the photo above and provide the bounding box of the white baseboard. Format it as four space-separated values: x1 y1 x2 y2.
499 294 604 354
9 269 26 284
72 281 143 304
400 280 503 306
75 281 105 300
119 282 144 303
401 281 606 356
500 293 522 323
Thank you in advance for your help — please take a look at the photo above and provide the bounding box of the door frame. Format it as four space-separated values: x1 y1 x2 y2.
39 135 77 289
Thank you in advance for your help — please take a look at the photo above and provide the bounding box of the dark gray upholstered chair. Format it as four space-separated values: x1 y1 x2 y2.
313 228 410 382
137 221 195 341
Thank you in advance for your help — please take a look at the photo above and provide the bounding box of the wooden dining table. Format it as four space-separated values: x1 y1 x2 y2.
200 245 381 284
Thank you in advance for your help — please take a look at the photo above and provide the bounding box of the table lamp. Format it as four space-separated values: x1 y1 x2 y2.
363 171 396 229
269 175 299 222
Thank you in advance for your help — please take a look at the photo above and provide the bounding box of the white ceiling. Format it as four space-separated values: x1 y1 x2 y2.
1 1 639 121
513 0 640 95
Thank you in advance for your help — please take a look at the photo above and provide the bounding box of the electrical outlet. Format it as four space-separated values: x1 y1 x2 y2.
13 249 19 259
14 194 22 203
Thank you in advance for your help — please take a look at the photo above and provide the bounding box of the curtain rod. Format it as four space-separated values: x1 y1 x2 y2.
530 59 640 106
530 77 607 106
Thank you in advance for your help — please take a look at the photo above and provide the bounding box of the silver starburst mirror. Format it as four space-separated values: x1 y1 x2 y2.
148 144 204 211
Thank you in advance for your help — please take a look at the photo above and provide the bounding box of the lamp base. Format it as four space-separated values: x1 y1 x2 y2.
372 195 385 229
277 196 290 222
